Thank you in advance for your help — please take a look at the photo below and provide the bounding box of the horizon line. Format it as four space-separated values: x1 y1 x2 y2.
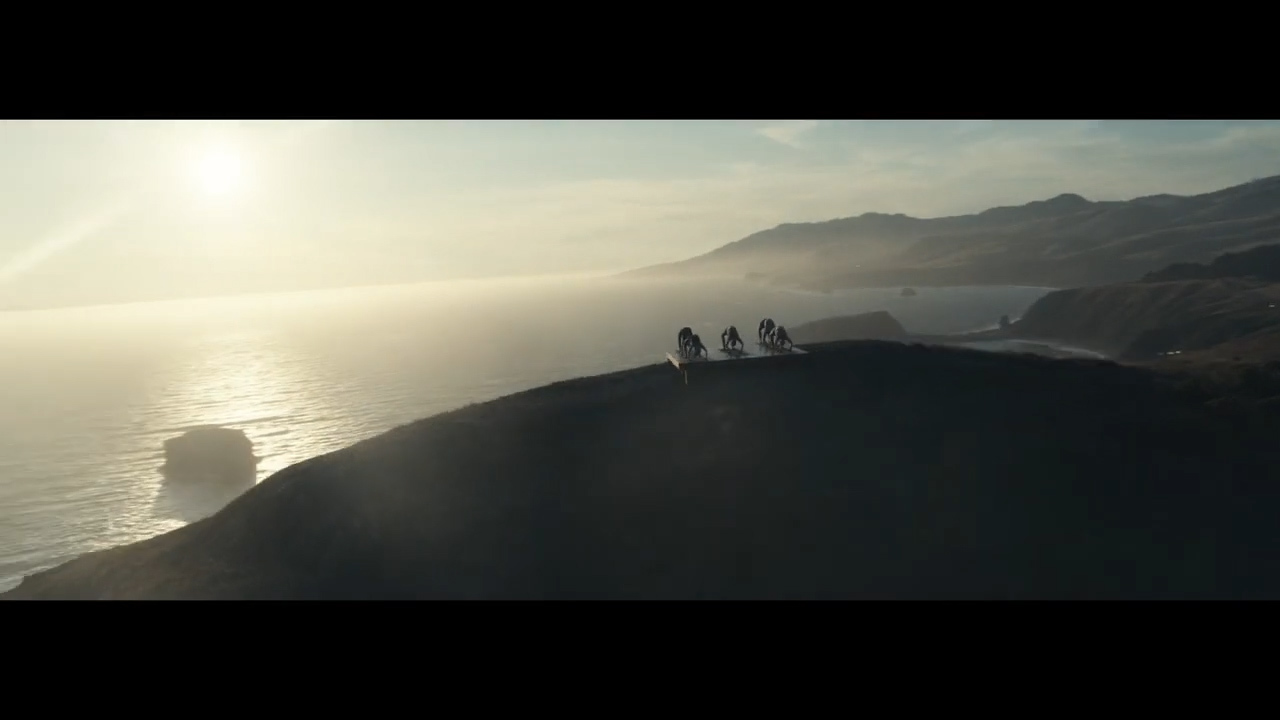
0 269 625 316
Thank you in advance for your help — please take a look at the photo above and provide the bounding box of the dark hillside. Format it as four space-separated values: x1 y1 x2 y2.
788 311 907 344
1010 280 1280 358
1143 243 1280 283
1006 243 1280 362
6 341 1280 600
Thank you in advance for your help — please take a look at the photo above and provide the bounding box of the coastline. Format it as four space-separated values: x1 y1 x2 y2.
0 280 1055 594
8 337 1278 600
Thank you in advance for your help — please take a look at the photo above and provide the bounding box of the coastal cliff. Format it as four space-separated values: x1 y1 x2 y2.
788 311 907 345
1009 245 1280 362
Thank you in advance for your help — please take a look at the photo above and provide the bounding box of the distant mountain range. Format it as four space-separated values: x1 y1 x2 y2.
620 175 1280 290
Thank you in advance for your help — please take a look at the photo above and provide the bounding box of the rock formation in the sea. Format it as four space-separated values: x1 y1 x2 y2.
999 314 1012 330
788 311 908 345
160 426 258 485
900 287 917 297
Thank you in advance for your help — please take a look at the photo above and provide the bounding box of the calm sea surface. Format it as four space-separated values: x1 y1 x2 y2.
0 276 1056 591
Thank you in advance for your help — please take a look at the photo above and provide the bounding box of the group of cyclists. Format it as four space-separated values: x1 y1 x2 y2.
676 317 793 358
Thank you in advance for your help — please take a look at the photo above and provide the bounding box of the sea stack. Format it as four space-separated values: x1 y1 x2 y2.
161 426 259 485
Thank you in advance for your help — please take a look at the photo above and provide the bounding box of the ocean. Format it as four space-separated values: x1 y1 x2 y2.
0 276 1056 592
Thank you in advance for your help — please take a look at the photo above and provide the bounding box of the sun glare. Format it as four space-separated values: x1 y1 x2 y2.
195 147 243 196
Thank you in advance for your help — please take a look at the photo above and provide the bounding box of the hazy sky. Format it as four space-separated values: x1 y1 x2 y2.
2 119 1279 309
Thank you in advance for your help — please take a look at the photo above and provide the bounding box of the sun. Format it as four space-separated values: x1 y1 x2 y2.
194 146 243 196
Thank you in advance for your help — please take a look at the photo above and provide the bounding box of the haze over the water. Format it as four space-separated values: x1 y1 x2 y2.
3 119 1280 310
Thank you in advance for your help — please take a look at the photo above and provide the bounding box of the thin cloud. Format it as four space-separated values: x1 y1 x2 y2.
1206 122 1280 151
0 202 128 285
948 120 997 136
408 122 1280 273
756 120 820 149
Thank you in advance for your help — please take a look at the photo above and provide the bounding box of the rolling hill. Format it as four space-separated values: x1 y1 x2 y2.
621 176 1280 291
